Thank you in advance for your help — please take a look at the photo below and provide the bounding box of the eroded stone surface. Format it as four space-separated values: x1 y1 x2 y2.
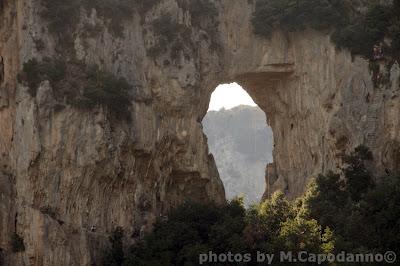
1 0 400 265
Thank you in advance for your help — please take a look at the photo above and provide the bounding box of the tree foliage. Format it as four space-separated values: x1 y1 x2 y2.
252 0 400 61
332 3 393 59
41 0 160 38
303 146 400 253
101 146 400 264
18 57 66 97
105 195 330 265
74 65 132 118
102 227 125 266
252 0 344 38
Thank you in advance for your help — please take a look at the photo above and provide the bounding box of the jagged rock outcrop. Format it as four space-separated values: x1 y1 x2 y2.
1 0 400 265
203 105 273 205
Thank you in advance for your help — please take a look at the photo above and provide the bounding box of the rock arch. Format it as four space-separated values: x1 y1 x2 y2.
1 0 399 265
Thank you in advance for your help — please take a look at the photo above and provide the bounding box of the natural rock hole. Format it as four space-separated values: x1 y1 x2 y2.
202 83 274 206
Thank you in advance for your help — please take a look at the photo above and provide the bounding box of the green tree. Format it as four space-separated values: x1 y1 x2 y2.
252 0 343 38
302 172 348 230
102 227 125 266
279 217 322 253
343 145 374 201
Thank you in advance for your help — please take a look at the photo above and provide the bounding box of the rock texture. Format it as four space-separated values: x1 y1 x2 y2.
203 105 273 205
1 0 400 265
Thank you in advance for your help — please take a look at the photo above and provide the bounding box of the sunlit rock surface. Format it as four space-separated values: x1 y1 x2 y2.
1 0 400 264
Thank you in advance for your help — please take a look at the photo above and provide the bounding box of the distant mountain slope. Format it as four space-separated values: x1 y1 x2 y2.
203 105 274 205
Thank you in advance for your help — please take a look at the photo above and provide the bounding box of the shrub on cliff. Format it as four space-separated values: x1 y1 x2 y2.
147 13 191 59
179 0 218 28
74 65 132 118
18 57 66 97
252 0 343 38
133 0 160 14
332 4 391 58
18 58 133 119
41 0 140 38
10 233 25 253
41 0 80 35
252 0 400 62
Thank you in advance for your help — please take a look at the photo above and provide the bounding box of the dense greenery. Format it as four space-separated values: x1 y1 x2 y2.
133 0 160 14
252 0 344 38
41 0 159 38
102 196 329 265
18 58 132 119
252 0 400 61
18 58 66 96
147 14 191 59
101 146 400 265
102 227 125 266
10 233 25 253
305 147 400 254
74 65 132 118
41 0 81 35
332 2 400 60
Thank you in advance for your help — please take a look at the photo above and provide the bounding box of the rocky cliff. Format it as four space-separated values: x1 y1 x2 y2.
203 105 273 205
1 0 400 265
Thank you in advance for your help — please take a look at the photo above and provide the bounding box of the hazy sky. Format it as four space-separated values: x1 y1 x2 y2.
208 83 257 111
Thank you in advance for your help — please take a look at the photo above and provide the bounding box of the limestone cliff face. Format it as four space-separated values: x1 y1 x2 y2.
1 0 400 265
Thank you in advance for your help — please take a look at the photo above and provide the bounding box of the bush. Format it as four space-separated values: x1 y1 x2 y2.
133 0 160 14
147 13 191 59
41 0 81 35
303 146 400 253
10 233 25 253
102 227 125 266
252 0 400 63
252 0 343 38
74 65 132 118
18 58 133 119
332 4 391 58
41 0 142 38
184 0 218 28
343 145 374 201
106 196 329 265
18 57 66 96
98 147 400 264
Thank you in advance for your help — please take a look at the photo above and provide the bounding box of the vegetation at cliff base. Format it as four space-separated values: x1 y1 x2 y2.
101 145 400 265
